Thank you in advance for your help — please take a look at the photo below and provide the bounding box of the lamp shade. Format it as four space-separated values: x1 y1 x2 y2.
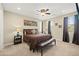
16 27 21 32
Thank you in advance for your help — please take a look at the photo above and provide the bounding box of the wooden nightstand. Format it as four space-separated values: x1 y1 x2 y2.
14 35 22 45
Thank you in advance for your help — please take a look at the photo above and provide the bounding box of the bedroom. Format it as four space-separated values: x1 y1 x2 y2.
0 3 79 56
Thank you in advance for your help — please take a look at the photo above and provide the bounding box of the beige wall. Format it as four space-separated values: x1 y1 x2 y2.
0 4 4 49
4 10 77 46
4 11 41 46
42 16 63 41
42 12 77 41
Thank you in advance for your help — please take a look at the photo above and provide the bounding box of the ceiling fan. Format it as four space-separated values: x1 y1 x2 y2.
36 9 51 16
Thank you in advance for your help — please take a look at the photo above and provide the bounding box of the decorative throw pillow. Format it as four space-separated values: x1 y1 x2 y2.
32 29 36 34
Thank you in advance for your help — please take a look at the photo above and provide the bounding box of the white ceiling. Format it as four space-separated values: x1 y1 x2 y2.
3 3 76 20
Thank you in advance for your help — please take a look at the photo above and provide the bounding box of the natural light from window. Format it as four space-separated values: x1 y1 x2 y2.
68 16 75 25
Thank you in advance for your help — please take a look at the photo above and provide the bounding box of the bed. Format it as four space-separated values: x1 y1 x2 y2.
23 29 56 56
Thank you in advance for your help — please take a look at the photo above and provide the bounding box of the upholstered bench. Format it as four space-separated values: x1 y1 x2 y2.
39 38 56 56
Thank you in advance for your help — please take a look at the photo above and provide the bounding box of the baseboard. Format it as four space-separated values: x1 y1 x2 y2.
4 42 14 47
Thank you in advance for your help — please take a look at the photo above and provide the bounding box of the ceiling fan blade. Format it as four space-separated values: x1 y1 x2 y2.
45 13 51 15
36 10 40 12
46 9 49 11
35 14 39 15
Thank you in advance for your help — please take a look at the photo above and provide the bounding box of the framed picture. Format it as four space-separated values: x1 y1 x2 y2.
24 20 37 26
59 25 62 28
55 23 58 26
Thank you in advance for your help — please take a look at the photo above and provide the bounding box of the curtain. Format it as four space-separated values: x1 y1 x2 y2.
75 3 79 14
48 21 51 34
63 17 69 42
42 21 43 33
72 15 79 45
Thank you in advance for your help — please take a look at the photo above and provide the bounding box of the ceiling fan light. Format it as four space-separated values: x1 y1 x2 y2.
41 13 45 16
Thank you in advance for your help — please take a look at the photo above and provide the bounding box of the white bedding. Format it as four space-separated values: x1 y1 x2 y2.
40 38 54 46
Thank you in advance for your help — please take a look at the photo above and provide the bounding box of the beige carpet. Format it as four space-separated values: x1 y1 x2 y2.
0 40 79 56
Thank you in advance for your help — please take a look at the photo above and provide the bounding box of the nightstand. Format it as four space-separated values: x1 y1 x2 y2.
14 35 22 45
